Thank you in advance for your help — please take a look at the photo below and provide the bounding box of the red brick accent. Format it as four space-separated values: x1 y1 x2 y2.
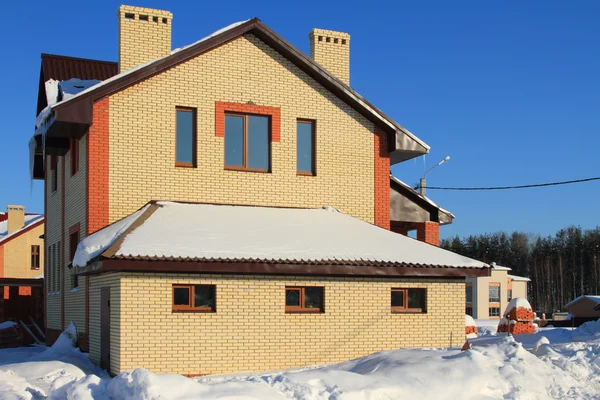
3 286 8 300
88 98 110 235
215 102 281 142
18 286 31 296
416 222 440 246
374 126 390 230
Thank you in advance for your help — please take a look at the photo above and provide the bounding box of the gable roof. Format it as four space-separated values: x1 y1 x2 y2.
37 54 118 114
508 274 530 282
0 214 44 246
46 18 429 163
565 295 600 309
73 201 490 278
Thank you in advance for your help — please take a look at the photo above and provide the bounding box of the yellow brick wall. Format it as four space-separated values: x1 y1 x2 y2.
118 6 172 72
64 135 88 333
310 29 351 85
2 223 44 279
108 34 375 224
45 155 63 329
89 273 464 375
88 271 121 372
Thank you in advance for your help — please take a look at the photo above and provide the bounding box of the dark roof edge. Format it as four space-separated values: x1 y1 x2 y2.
77 259 491 278
0 219 45 247
41 53 117 65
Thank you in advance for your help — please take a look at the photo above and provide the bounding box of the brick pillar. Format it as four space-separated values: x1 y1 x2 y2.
374 126 390 230
416 222 440 246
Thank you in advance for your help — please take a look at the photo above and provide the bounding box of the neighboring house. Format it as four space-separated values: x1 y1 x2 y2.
0 206 44 280
0 205 45 328
30 5 490 375
565 295 600 324
465 262 530 319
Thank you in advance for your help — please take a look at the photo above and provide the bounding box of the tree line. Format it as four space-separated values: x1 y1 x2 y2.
440 227 600 314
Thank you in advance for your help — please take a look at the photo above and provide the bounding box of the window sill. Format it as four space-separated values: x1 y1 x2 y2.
175 163 196 168
391 309 426 314
172 309 215 313
296 171 315 177
285 309 323 314
224 166 270 173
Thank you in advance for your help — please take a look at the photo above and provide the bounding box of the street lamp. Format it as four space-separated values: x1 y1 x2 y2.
419 156 450 196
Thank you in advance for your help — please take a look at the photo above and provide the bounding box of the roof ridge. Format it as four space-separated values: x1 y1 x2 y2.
42 53 117 65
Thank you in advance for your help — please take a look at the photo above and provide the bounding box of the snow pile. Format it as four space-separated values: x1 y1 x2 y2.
0 321 17 330
570 319 600 341
3 326 600 399
465 315 478 338
73 204 151 267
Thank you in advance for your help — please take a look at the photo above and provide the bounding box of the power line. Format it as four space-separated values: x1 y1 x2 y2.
423 177 600 191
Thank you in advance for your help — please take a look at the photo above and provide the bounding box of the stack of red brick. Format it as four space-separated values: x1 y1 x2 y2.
497 298 535 334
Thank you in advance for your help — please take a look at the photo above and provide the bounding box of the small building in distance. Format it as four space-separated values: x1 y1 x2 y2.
565 295 600 325
466 262 530 319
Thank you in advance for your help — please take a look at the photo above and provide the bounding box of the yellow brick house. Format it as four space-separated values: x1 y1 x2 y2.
0 205 44 280
30 5 490 375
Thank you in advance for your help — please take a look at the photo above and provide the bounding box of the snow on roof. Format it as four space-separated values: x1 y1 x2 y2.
564 295 600 309
389 175 455 218
0 214 44 245
74 202 490 270
508 274 531 282
503 298 532 317
491 262 511 271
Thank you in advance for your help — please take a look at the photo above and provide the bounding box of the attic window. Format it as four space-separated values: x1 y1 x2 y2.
334 38 338 44
318 36 323 42
342 39 347 45
153 16 158 23
162 17 168 24
124 13 135 19
139 14 149 21
326 37 331 42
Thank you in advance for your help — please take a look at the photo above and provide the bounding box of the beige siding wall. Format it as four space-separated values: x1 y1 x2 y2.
97 273 465 375
108 33 375 225
468 270 508 319
512 281 528 300
89 271 121 373
45 155 64 330
64 135 88 333
2 223 44 278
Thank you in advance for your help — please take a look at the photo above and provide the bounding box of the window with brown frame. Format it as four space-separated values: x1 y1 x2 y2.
296 119 315 176
391 288 427 313
70 138 79 176
489 283 500 303
224 113 270 172
50 155 58 192
172 284 216 312
31 245 40 270
175 107 197 167
285 287 324 313
489 307 500 317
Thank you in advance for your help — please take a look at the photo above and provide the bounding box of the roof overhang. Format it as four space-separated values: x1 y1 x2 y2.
45 18 428 164
390 175 454 226
76 259 491 278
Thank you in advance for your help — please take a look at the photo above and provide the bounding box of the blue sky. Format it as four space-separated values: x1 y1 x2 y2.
1 0 598 239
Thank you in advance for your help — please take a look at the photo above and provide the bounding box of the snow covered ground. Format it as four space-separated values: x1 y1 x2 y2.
1 321 600 399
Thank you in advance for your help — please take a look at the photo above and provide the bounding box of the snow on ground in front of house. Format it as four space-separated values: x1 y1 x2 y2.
2 321 600 399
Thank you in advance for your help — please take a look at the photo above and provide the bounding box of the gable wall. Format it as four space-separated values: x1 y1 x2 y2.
2 224 44 279
107 34 378 225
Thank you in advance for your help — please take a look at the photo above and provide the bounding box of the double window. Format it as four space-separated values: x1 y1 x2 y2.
175 107 197 167
489 307 500 317
489 284 500 303
30 245 40 270
391 288 427 313
285 287 324 312
225 113 270 172
172 284 216 312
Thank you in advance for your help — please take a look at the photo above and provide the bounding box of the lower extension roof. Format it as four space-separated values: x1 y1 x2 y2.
73 201 490 278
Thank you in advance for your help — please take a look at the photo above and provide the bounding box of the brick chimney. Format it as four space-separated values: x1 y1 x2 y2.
416 222 440 246
309 29 350 86
118 5 173 73
7 205 25 234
